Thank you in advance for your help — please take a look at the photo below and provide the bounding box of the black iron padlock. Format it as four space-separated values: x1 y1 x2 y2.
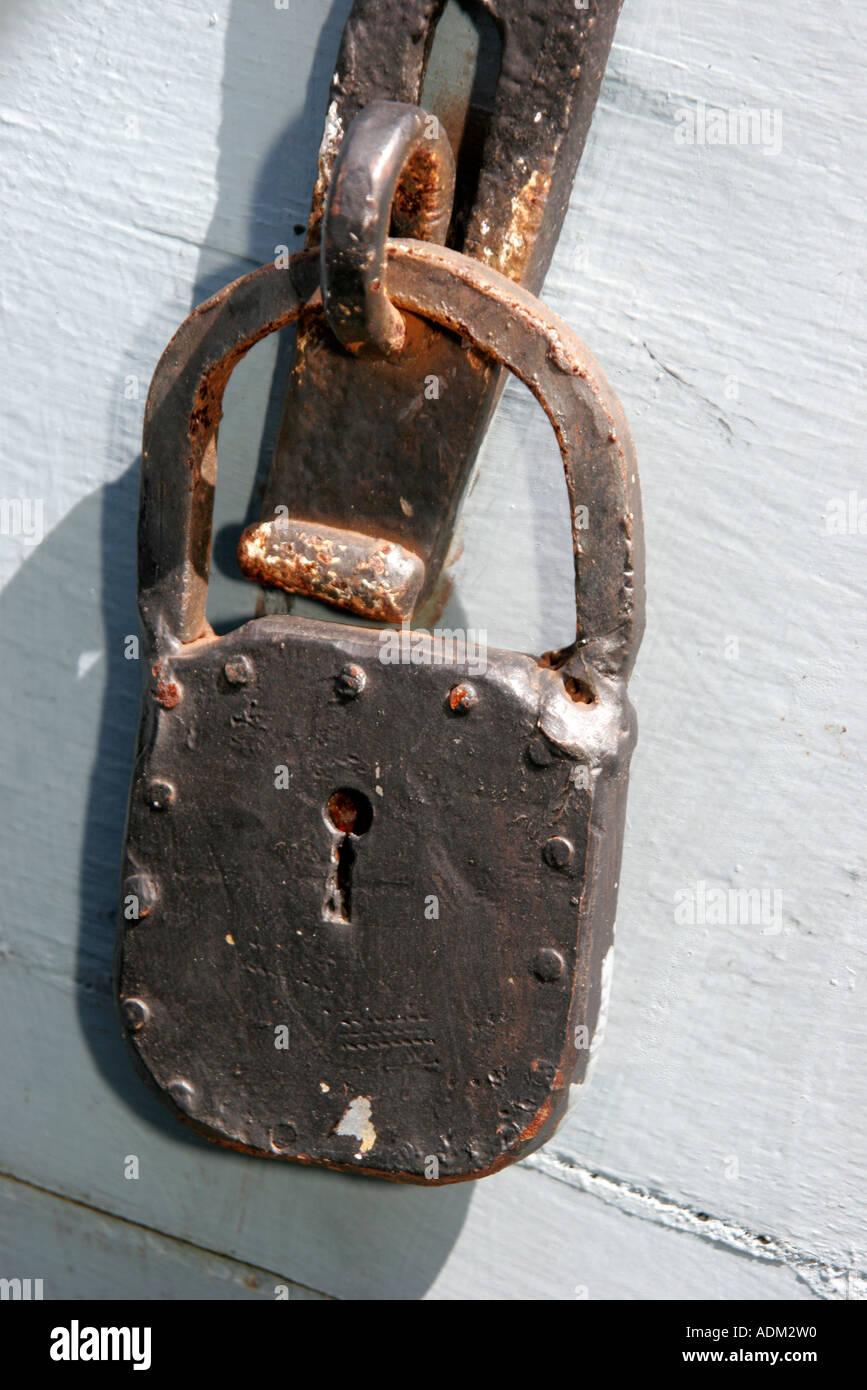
116 237 644 1183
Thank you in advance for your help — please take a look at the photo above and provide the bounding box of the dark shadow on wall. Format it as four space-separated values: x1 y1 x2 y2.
64 0 473 1298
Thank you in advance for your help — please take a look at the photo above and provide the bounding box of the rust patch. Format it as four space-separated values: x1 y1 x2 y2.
448 684 475 712
327 790 360 835
238 517 425 624
151 662 180 709
563 675 595 705
392 144 450 241
538 645 576 671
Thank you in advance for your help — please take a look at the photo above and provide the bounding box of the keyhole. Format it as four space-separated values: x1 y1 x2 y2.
322 788 373 923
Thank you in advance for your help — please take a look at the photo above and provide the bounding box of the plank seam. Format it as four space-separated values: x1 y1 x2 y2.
0 1168 335 1301
523 1149 865 1301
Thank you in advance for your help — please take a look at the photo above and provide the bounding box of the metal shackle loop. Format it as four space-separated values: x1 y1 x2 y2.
138 241 642 681
320 101 456 356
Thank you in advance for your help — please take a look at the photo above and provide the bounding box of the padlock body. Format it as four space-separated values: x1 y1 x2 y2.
116 614 634 1182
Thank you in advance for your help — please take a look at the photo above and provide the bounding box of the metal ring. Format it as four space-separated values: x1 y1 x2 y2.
321 101 456 356
139 241 642 677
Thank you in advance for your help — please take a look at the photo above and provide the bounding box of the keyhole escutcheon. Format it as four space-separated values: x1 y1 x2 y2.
322 788 373 923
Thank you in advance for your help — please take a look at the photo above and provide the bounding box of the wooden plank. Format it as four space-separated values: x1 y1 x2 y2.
0 1172 328 1301
440 2 867 1280
0 949 815 1299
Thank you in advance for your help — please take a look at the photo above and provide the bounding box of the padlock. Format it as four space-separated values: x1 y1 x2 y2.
116 236 644 1183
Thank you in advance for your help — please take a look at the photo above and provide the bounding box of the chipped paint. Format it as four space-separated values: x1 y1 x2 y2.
587 944 614 1075
334 1096 376 1154
308 99 343 233
238 518 425 624
495 169 552 280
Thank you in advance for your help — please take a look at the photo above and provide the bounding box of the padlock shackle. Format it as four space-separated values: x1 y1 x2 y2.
137 251 319 657
139 241 643 677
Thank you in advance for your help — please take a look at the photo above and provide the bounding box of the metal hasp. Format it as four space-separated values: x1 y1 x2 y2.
238 101 457 622
117 238 644 1183
261 0 626 618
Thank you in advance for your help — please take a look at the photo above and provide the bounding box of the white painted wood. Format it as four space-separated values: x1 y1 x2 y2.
0 0 864 1298
0 1173 329 1300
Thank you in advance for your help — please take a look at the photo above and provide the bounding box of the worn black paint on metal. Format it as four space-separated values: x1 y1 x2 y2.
117 239 643 1182
122 624 604 1179
321 99 456 356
